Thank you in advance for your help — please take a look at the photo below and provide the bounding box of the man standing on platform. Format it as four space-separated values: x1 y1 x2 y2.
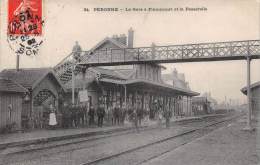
62 102 70 128
137 103 143 126
114 104 120 125
71 104 78 128
120 103 127 125
97 104 105 127
163 105 171 129
88 105 95 126
131 105 139 133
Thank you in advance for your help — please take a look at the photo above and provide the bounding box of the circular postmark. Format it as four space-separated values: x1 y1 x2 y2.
7 35 43 56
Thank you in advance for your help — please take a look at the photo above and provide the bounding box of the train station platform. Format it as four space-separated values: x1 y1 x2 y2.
0 114 225 150
143 114 260 165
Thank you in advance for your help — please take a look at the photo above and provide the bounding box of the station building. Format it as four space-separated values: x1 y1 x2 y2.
64 28 199 119
0 28 200 130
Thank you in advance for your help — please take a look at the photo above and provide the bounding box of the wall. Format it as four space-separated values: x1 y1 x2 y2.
0 92 23 130
252 86 260 113
134 64 161 82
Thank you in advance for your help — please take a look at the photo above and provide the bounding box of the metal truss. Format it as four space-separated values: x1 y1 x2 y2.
54 40 260 84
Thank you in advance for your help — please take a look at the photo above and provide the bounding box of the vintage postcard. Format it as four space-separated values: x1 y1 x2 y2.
0 0 259 165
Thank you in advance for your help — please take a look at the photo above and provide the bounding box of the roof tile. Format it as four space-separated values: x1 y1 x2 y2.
0 68 52 89
0 77 28 93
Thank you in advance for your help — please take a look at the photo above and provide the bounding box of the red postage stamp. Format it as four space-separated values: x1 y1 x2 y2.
8 0 43 35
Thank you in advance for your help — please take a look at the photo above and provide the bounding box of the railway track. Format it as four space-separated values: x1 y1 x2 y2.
2 114 224 156
81 114 242 165
2 114 236 165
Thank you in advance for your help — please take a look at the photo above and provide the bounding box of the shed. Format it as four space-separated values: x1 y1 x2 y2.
0 77 28 131
241 81 260 113
0 68 65 129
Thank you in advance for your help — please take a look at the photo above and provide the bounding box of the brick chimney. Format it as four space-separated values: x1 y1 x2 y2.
128 27 134 48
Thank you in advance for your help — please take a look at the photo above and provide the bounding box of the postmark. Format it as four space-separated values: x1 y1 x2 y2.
7 0 44 56
7 35 43 56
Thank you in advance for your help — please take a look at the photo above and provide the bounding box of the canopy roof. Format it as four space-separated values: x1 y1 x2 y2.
241 81 260 95
100 78 199 96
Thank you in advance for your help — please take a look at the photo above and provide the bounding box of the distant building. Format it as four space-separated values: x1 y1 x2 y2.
162 68 190 90
162 68 193 116
201 92 218 110
192 97 212 115
241 81 260 114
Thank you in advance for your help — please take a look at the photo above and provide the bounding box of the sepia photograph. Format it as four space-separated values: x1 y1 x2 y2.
0 0 259 164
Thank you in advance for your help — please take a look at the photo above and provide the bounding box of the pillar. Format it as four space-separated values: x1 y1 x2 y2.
244 56 253 130
124 85 127 107
72 65 75 104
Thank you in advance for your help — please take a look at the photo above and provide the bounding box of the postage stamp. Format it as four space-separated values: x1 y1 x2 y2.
7 0 44 56
8 0 43 35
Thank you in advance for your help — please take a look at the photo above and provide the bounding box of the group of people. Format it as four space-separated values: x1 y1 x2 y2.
60 103 106 128
57 102 147 129
47 100 172 130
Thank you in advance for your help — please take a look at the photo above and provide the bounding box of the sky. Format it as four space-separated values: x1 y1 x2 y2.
0 0 259 103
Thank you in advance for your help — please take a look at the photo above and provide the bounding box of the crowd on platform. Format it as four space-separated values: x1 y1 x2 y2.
45 100 173 130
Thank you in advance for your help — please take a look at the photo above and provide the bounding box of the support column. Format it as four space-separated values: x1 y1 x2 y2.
244 56 253 130
142 91 144 110
82 68 86 90
124 85 127 106
72 65 75 104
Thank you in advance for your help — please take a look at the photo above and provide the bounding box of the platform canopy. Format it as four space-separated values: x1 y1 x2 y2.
99 78 199 96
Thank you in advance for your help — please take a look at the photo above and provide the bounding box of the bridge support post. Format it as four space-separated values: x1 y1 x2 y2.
124 85 127 107
243 56 253 131
72 65 75 105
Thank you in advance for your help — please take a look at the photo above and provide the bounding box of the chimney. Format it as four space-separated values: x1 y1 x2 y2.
16 54 20 71
128 27 134 48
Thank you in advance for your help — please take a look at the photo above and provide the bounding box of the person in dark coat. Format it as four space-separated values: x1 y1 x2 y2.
113 104 120 125
62 102 70 128
71 104 78 128
120 103 127 125
136 104 143 126
88 105 95 126
78 104 85 126
130 107 139 133
97 104 106 127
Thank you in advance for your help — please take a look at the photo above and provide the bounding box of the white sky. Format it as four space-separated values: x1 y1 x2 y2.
0 0 259 103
